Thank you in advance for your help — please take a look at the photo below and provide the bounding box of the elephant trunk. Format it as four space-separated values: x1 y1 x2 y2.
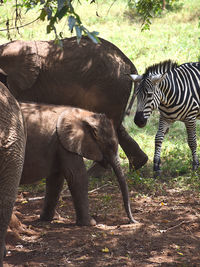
109 155 137 224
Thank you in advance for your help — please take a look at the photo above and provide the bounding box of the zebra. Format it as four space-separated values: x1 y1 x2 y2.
129 60 200 176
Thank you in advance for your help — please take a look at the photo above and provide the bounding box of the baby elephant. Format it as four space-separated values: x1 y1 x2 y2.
20 103 136 225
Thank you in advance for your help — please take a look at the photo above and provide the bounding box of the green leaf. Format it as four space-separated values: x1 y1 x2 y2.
87 32 100 44
39 8 47 21
75 25 82 43
46 24 51 34
68 15 76 33
90 31 99 36
47 7 52 20
57 6 68 20
81 26 100 43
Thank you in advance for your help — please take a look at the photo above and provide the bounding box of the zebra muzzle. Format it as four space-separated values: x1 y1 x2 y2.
134 112 147 128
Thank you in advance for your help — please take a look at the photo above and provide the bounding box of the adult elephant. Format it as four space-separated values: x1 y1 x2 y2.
0 36 148 172
0 82 26 267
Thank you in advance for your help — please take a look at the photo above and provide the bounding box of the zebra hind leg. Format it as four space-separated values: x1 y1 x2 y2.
153 158 161 178
192 157 199 171
185 120 199 171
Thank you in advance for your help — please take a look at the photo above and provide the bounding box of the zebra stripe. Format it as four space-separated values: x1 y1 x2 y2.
133 60 200 176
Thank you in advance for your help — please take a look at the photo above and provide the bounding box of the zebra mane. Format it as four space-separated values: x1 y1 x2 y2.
144 60 178 77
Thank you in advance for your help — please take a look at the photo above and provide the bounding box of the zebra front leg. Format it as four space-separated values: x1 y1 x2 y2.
185 120 199 171
153 116 170 178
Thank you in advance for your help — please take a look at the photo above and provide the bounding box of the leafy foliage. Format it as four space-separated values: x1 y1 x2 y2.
127 0 182 30
1 0 100 43
0 0 181 41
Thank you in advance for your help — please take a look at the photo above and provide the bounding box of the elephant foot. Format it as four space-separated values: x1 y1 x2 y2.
40 211 54 221
87 162 111 178
76 217 96 226
129 154 148 171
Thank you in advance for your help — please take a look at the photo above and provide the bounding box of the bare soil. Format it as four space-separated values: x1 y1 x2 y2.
4 181 200 267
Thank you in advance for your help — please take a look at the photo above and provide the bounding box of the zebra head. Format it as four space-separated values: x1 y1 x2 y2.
130 73 166 128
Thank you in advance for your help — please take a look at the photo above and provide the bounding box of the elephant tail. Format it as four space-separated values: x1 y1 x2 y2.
123 60 138 118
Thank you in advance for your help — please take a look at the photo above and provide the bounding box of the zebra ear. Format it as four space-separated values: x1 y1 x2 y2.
129 74 143 82
151 73 166 84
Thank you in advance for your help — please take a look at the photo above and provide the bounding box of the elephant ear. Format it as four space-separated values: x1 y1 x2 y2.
56 110 103 161
0 40 41 94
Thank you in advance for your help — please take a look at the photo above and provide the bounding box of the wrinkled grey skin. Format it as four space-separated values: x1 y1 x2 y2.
20 102 136 225
0 82 26 267
0 37 148 171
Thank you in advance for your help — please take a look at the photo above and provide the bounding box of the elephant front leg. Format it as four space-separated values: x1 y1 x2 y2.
185 120 199 170
0 197 15 265
63 152 96 226
40 172 64 221
0 227 6 266
154 117 170 178
117 124 148 170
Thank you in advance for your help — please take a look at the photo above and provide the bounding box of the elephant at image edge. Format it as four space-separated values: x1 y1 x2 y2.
0 82 26 267
20 102 136 225
0 36 148 172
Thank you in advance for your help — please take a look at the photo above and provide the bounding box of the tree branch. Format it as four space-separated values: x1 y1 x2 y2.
0 17 39 32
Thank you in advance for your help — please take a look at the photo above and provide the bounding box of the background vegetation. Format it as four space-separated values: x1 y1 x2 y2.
0 0 200 192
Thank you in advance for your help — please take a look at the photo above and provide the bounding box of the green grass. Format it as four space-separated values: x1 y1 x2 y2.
0 0 200 192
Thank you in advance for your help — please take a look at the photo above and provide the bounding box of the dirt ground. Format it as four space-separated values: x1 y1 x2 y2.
3 181 200 267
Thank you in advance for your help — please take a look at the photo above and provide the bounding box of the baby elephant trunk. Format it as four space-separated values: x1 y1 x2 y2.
109 155 137 224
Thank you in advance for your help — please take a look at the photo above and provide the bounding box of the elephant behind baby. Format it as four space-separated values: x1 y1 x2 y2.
0 82 26 267
20 102 136 226
0 37 148 172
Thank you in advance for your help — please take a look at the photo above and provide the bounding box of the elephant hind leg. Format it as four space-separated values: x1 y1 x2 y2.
40 172 64 221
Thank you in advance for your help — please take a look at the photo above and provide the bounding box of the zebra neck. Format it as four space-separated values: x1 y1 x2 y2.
158 76 176 107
